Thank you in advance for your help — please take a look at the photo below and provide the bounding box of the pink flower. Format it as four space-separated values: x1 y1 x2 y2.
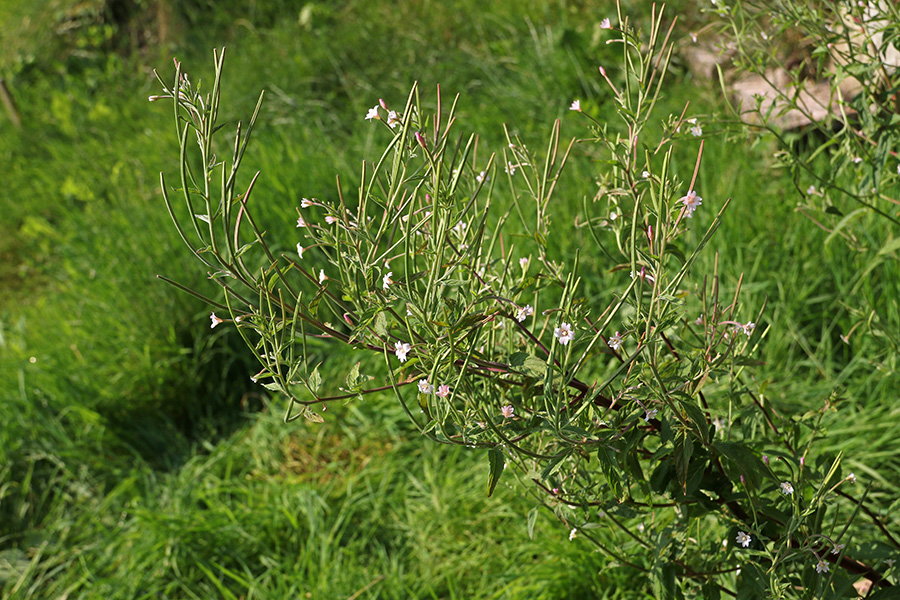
297 215 307 228
387 110 401 129
600 18 612 29
325 215 338 224
516 305 534 322
680 190 703 218
608 331 623 350
300 198 313 208
569 99 581 111
210 312 224 329
394 341 411 363
554 322 575 345
501 405 515 419
436 384 450 398
365 106 379 120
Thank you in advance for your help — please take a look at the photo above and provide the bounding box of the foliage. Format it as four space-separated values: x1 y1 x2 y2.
152 4 899 596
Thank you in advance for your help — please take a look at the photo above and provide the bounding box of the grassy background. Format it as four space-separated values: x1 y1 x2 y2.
1 0 899 598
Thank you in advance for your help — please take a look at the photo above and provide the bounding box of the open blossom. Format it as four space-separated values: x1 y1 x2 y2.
383 271 393 291
815 560 830 574
297 243 304 259
569 99 581 111
476 171 489 184
832 543 845 555
297 215 307 228
554 322 575 345
736 531 752 548
608 331 623 350
394 341 411 363
519 257 529 269
690 125 702 137
436 384 450 398
847 472 856 484
780 481 794 495
569 528 577 541
516 305 534 322
742 322 756 336
501 405 515 418
505 162 517 175
680 190 703 218
210 312 224 329
600 17 612 29
387 110 401 129
318 269 326 284
644 408 658 422
418 379 434 394
365 106 379 120
300 198 313 208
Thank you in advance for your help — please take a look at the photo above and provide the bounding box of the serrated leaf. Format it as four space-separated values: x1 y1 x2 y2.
308 364 322 393
301 405 324 423
540 449 571 481
508 352 547 377
487 448 505 497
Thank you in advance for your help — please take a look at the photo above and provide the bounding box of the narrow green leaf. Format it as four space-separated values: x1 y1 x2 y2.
487 448 505 497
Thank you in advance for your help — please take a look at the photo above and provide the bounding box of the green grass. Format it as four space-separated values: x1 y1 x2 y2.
2 0 899 597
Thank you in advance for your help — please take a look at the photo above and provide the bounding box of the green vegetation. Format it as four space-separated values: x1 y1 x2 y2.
1 0 898 598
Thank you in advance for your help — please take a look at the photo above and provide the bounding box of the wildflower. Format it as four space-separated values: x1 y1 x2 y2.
763 455 770 466
609 211 618 220
415 131 427 148
383 271 393 291
780 481 794 495
642 170 650 179
680 190 703 218
418 379 434 394
378 98 389 110
325 215 338 224
297 243 304 259
847 472 856 483
761 31 768 40
887 558 896 567
608 331 623 350
516 305 534 322
852 156 863 164
742 322 756 336
644 409 658 422
600 17 611 29
501 405 515 419
695 314 703 326
365 106 380 120
806 185 817 195
815 560 830 574
554 322 575 345
569 528 577 541
519 257 529 269
690 125 703 137
689 31 698 43
210 312 224 329
394 341 411 363
832 544 845 555
297 215 307 228
505 162 517 175
387 110 401 129
453 221 467 235
476 171 489 184
318 269 326 284
637 523 645 532
736 531 752 548
569 99 582 111
436 384 450 398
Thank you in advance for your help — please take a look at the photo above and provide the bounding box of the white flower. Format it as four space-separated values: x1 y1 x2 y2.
516 305 534 322
383 271 393 291
505 161 517 175
815 560 830 574
476 170 489 184
689 31 698 43
644 409 658 422
418 379 434 394
554 322 575 345
690 125 703 137
608 331 623 350
569 527 577 541
806 185 817 195
325 215 338 224
394 341 411 363
210 312 224 329
296 215 307 228
365 105 379 120
569 99 581 111
436 384 450 398
600 17 611 29
642 170 650 179
519 257 529 269
318 269 326 284
501 404 515 418
847 472 856 484
300 198 313 208
780 481 794 495
852 156 863 164
297 243 304 259
680 190 702 218
742 322 756 336
387 110 401 129
832 544 845 555
736 531 752 548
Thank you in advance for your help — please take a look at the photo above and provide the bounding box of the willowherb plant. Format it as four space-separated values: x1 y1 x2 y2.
151 4 895 597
